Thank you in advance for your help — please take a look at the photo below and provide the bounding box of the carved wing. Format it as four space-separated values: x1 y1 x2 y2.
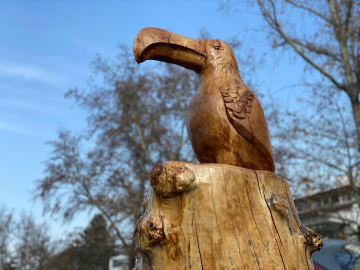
220 82 254 120
219 81 275 171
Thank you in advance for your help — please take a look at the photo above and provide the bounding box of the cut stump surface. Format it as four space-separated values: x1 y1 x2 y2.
134 161 323 270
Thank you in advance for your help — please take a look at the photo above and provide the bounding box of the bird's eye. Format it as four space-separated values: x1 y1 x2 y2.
212 40 222 50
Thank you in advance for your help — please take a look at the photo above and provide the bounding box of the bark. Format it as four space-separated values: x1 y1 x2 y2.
351 99 360 147
133 161 323 270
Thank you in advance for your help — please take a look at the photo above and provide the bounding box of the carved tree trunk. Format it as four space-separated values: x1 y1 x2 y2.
133 162 322 270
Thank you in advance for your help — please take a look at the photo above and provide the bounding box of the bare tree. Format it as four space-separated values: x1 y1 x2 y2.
266 86 359 196
252 0 360 144
0 206 13 270
264 85 360 239
48 214 116 270
0 207 55 270
14 212 54 270
34 46 198 269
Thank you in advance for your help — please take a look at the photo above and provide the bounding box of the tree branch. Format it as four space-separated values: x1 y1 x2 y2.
344 0 354 32
287 140 347 173
334 99 353 172
80 179 129 248
284 0 332 23
257 0 347 91
328 0 355 90
291 38 342 62
135 123 153 163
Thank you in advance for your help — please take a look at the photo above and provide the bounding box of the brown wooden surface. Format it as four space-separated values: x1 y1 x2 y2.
133 162 322 270
132 28 322 270
133 27 275 172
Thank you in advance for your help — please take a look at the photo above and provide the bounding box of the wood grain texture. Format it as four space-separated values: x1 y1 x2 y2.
133 162 322 270
133 27 275 172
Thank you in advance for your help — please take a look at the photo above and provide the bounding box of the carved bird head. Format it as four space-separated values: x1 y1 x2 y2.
133 27 240 80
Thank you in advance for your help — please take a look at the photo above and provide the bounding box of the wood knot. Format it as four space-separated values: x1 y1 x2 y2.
300 224 323 253
149 162 195 196
266 194 289 216
146 215 166 245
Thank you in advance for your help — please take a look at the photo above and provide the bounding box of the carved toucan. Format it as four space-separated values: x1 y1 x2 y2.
133 27 275 172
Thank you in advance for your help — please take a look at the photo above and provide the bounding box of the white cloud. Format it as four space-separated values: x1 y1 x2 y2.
0 62 64 84
0 121 42 137
0 98 64 117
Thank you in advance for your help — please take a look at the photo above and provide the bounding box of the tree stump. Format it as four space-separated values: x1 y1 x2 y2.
133 161 323 270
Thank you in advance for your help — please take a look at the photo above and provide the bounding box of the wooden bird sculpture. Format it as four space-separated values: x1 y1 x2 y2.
133 27 275 172
132 30 322 270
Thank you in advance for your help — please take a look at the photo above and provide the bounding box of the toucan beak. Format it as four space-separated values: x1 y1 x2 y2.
133 27 206 73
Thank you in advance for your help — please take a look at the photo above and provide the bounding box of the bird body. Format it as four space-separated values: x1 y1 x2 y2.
133 27 275 172
186 77 274 172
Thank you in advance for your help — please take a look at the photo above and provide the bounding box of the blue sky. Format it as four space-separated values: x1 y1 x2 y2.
0 0 309 238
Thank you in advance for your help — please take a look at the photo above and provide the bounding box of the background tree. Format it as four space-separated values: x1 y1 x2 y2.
252 0 360 145
264 86 360 239
34 46 199 269
266 86 359 196
14 212 54 270
0 207 55 270
0 206 13 270
49 214 116 270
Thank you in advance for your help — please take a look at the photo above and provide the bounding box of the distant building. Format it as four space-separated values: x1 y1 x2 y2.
109 254 128 270
294 185 360 240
